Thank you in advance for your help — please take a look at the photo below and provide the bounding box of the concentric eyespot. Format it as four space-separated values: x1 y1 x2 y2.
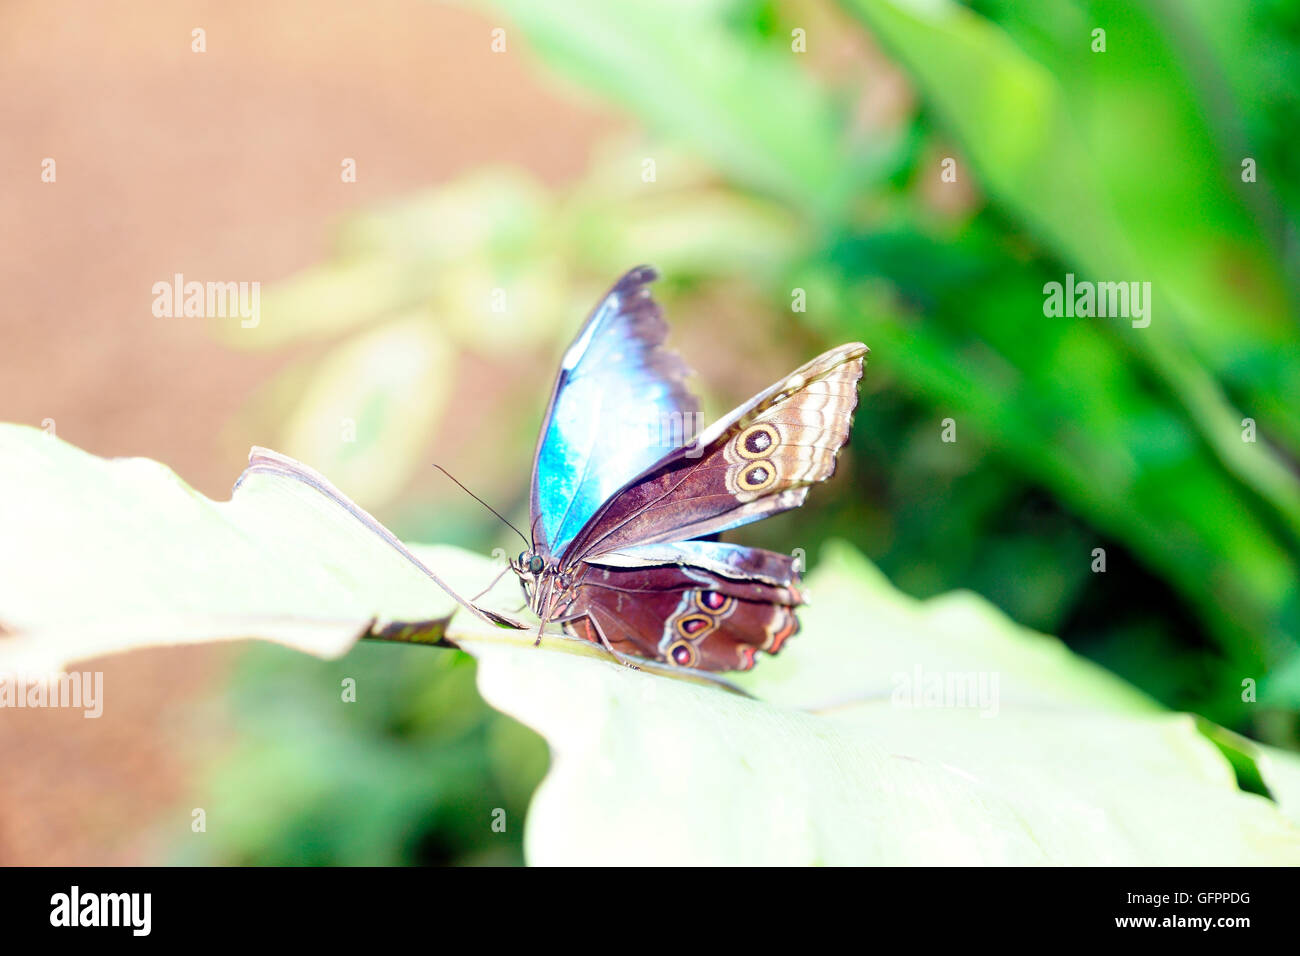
735 423 779 460
737 461 778 493
667 641 699 667
676 613 713 638
696 590 732 613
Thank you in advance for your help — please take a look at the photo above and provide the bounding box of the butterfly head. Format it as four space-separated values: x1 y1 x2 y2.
512 549 576 624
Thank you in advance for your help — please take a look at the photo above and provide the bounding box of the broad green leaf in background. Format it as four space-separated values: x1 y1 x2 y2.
469 0 866 224
814 0 1300 697
839 0 1300 520
1 424 1297 864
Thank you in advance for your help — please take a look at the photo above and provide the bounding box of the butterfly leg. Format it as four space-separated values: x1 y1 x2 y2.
555 613 641 671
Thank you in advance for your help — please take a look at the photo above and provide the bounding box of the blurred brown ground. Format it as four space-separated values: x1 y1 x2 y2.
0 0 612 864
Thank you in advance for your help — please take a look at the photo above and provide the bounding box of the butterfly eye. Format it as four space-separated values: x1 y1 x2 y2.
528 555 545 574
516 551 529 567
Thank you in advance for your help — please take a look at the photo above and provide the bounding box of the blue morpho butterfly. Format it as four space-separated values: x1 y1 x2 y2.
242 267 866 673
503 266 866 672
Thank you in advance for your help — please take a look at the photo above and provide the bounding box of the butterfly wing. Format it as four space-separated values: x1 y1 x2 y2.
567 542 803 672
530 266 699 558
561 342 867 561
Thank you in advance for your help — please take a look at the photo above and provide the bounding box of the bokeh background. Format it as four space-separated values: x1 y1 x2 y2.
1 0 1297 865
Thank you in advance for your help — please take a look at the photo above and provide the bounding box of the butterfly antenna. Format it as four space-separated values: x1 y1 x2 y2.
431 463 529 548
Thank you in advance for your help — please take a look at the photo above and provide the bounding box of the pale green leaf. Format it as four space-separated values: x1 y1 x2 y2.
1 424 1295 864
0 424 469 672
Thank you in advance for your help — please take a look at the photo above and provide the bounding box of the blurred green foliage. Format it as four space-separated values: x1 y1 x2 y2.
198 0 1300 864
182 643 546 866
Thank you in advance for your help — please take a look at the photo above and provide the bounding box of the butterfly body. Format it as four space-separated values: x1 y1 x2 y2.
513 266 866 672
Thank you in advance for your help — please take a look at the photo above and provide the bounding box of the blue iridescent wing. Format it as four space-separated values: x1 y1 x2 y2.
529 266 699 559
